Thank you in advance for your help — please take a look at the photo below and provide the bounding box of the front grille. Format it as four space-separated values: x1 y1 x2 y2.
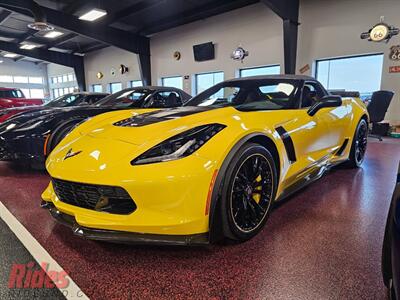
52 178 136 214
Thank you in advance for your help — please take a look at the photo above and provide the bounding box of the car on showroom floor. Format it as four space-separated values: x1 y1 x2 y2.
0 92 109 124
0 87 43 109
0 86 190 169
41 75 369 245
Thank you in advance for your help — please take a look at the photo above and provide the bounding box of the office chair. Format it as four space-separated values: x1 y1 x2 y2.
367 90 394 141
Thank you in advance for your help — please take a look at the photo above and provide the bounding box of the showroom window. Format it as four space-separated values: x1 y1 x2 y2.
53 89 59 98
14 76 29 83
130 80 143 88
0 75 13 83
316 53 384 100
30 89 45 98
195 72 224 95
110 82 123 93
29 76 43 84
92 84 103 93
21 88 30 98
240 65 281 77
161 76 183 90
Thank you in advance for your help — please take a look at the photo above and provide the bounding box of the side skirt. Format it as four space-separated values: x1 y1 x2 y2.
275 157 348 203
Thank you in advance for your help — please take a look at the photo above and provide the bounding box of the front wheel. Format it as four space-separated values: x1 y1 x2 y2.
220 143 278 242
346 118 368 168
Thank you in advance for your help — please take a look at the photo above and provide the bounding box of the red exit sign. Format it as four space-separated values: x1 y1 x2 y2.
389 66 400 73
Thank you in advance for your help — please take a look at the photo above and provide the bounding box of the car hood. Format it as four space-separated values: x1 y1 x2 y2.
77 106 233 145
47 106 235 173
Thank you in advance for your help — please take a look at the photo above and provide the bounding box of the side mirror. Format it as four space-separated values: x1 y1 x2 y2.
307 95 342 116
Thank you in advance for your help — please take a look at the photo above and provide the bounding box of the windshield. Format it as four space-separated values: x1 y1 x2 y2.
186 79 301 111
96 88 154 108
0 89 24 98
44 94 86 107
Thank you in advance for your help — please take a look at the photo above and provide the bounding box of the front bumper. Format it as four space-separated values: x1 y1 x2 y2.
0 133 45 163
41 201 209 246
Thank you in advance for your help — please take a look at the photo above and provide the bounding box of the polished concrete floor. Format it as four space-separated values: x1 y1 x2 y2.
0 139 399 299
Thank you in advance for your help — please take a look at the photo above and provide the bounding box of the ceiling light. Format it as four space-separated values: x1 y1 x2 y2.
4 53 18 58
20 44 38 50
27 22 54 31
44 31 64 39
79 8 107 21
0 60 3 63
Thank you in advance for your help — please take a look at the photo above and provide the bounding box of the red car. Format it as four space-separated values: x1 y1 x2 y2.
0 88 43 109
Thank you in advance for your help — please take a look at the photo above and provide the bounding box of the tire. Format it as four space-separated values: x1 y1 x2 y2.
46 119 84 156
382 208 393 288
220 143 278 242
346 118 368 168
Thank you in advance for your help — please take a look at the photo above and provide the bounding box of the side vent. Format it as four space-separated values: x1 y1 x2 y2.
275 126 297 163
335 139 349 156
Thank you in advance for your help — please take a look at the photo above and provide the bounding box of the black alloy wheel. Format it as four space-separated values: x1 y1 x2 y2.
230 153 273 232
355 119 368 165
220 143 277 242
347 118 368 168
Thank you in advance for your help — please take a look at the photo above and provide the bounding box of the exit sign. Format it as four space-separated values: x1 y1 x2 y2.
389 66 400 73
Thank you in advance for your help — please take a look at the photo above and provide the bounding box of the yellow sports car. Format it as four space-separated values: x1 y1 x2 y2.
41 75 368 245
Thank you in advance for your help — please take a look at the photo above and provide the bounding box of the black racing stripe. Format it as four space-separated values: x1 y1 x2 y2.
113 107 214 127
275 126 297 163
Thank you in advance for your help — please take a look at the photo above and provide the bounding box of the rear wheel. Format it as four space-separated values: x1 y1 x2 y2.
220 143 277 242
346 118 368 168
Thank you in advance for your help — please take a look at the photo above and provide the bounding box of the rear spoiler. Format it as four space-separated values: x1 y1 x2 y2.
328 90 360 98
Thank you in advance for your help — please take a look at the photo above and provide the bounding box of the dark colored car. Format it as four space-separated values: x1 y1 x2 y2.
0 92 109 123
0 86 191 169
383 162 400 300
0 87 43 109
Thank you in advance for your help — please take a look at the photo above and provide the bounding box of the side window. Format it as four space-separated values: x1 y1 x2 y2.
87 96 104 104
301 82 326 108
148 91 182 108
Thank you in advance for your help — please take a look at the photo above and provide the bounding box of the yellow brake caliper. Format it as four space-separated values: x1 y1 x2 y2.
253 175 262 204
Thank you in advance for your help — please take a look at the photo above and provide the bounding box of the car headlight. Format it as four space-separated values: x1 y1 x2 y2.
131 123 226 165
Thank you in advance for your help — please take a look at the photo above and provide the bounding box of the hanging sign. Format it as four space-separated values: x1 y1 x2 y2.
361 17 399 43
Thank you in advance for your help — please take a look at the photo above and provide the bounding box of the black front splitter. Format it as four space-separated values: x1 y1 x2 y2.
41 201 209 246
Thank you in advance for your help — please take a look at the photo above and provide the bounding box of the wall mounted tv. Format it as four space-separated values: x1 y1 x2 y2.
193 42 215 62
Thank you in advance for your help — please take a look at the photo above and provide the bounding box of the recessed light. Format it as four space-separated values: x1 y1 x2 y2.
44 31 64 39
20 44 38 50
79 8 107 21
4 53 18 58
0 60 3 63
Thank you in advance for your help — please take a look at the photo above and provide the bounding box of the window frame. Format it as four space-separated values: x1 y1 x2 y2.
109 82 123 94
239 64 281 78
161 76 183 90
314 53 384 100
194 71 224 96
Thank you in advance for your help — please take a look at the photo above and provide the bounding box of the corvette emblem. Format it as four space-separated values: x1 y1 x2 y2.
64 149 82 160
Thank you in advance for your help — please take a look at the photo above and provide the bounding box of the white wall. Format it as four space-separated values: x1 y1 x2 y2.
298 0 400 122
0 58 48 97
84 46 141 93
150 3 283 95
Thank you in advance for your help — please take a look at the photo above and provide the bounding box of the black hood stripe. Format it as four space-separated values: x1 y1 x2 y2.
113 107 214 127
